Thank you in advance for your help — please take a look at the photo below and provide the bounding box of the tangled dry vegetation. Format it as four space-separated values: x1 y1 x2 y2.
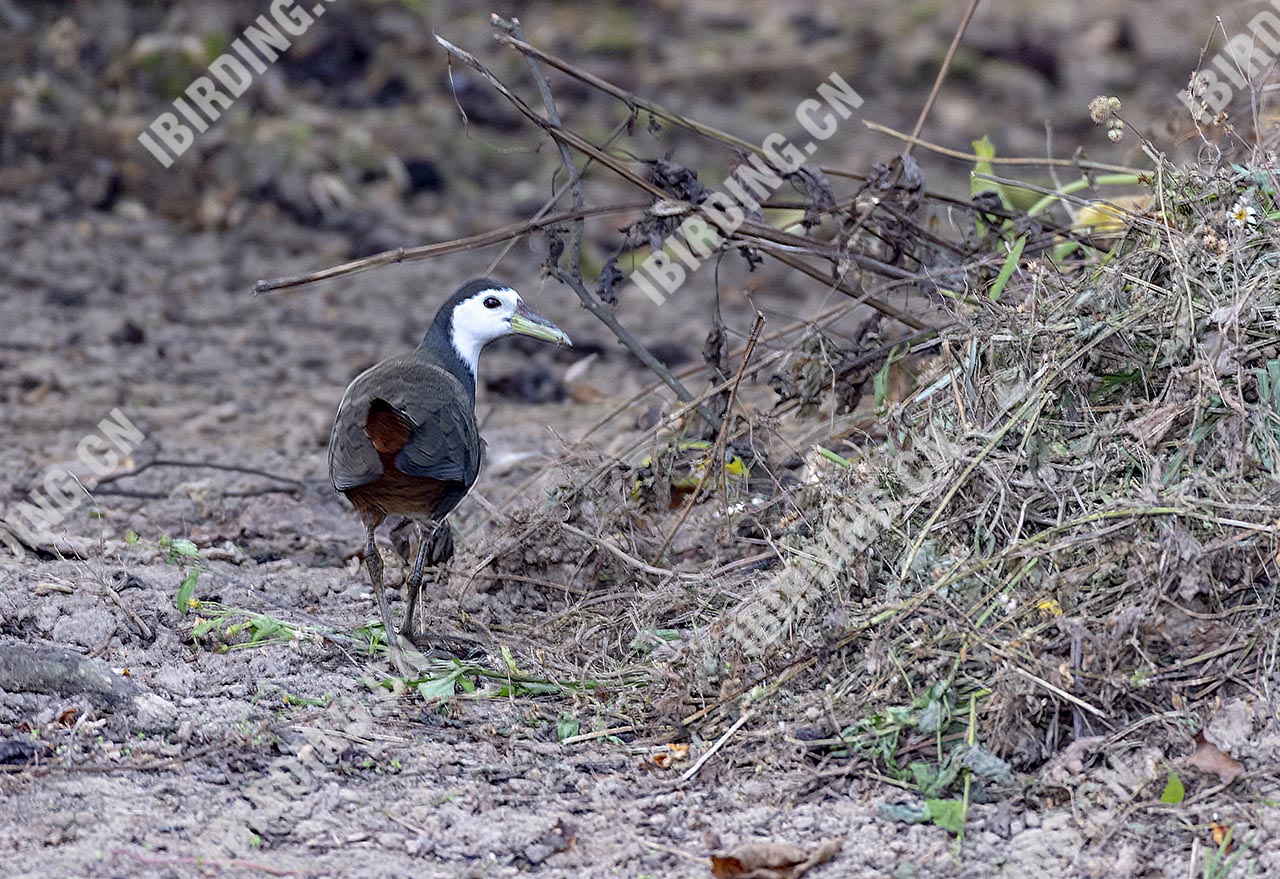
497 157 1280 784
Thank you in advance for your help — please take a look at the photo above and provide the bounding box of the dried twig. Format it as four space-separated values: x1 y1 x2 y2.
679 708 754 783
253 202 646 294
655 311 766 561
904 0 983 157
864 120 1145 174
493 31 767 157
92 458 302 489
560 522 693 580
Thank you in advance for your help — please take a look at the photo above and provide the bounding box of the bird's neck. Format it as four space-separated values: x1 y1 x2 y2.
419 316 478 403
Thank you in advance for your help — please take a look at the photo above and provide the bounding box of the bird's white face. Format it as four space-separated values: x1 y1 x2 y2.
449 286 571 379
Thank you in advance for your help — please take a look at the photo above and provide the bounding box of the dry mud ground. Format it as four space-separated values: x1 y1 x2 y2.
4 1 1280 877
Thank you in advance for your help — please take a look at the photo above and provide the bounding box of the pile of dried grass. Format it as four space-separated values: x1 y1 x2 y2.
487 159 1280 784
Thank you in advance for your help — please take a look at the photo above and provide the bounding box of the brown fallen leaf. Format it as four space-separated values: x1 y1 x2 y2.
710 837 843 879
1054 735 1105 775
1125 402 1188 447
1187 731 1244 784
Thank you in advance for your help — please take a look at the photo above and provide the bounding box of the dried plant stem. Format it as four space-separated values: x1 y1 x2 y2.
655 312 766 561
678 709 754 783
482 16 724 431
560 522 690 580
486 113 636 274
494 32 767 157
253 202 646 294
905 0 983 157
865 121 1146 174
766 250 927 330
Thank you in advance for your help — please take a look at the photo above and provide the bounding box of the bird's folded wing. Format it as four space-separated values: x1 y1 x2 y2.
394 389 480 486
330 355 479 492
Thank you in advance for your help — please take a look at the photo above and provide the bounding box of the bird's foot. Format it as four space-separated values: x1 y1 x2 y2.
388 642 435 679
399 625 486 661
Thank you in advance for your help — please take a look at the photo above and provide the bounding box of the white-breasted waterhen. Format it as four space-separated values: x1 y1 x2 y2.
329 278 571 674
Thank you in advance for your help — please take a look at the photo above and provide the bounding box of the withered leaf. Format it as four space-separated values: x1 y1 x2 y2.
1126 403 1186 447
1187 731 1244 784
1055 735 1105 775
710 837 843 879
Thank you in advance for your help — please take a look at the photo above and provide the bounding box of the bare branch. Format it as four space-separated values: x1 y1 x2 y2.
253 202 646 294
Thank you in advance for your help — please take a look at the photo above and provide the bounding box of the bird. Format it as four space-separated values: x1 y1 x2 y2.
329 278 571 675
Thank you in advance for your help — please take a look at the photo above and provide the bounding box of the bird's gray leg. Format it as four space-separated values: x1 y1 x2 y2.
401 521 456 646
366 526 427 677
399 521 430 643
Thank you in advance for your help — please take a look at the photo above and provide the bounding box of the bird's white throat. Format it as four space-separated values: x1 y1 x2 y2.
449 287 520 382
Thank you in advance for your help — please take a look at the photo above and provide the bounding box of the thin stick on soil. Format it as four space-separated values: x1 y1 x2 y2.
91 458 304 490
679 709 754 784
560 723 638 745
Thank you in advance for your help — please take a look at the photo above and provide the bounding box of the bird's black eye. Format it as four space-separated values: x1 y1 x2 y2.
483 296 501 309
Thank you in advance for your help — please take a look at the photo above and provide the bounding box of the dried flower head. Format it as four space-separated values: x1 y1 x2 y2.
1089 95 1122 124
1089 95 1111 124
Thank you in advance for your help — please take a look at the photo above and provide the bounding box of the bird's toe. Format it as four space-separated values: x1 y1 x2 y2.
390 643 434 678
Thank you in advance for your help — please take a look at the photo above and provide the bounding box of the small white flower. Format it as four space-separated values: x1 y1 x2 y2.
1231 197 1257 227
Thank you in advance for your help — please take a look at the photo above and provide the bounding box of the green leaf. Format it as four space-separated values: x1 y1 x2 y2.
873 359 892 408
176 567 199 614
971 136 996 199
124 530 139 545
909 761 941 794
815 446 854 468
878 802 928 824
556 713 580 742
958 744 1013 783
500 644 519 675
988 234 1026 301
924 798 967 835
910 755 960 798
192 617 221 638
168 539 200 560
1160 770 1185 804
417 674 459 701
